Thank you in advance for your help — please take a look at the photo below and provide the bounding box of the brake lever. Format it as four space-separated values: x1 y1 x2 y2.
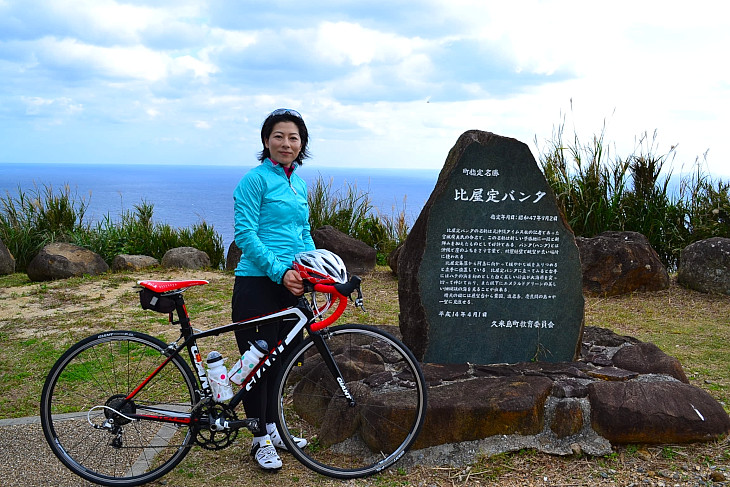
353 286 366 312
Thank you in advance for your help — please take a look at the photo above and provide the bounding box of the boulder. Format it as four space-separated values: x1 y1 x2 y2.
311 225 376 275
161 247 210 270
287 328 729 456
0 239 15 275
582 325 640 348
612 342 689 383
677 237 730 294
412 375 553 449
111 254 159 272
398 130 584 364
26 242 109 281
225 241 242 271
386 241 403 276
588 381 730 443
576 231 669 296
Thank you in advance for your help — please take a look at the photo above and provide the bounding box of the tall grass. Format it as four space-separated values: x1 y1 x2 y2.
73 201 224 268
0 184 90 270
308 176 410 264
537 121 730 269
0 186 224 270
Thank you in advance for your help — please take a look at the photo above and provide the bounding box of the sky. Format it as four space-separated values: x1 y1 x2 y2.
1 0 729 177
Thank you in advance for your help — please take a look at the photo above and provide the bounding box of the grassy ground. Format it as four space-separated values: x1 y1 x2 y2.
0 267 728 485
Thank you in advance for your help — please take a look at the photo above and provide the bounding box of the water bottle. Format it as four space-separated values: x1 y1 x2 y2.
206 351 234 402
229 340 268 385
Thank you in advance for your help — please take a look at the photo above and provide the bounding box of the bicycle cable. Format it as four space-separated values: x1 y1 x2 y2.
87 405 136 428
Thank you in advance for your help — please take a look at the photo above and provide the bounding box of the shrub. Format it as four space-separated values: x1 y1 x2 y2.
0 186 225 270
73 202 225 269
308 176 409 264
0 184 90 270
537 121 730 269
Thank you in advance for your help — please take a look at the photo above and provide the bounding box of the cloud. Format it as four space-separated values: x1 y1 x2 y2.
314 21 423 67
33 36 169 81
0 0 728 177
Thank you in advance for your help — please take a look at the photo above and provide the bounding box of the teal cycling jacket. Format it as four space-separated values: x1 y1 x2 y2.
233 159 316 283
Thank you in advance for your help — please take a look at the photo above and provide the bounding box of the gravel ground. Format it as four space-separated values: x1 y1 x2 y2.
0 420 94 487
4 415 727 487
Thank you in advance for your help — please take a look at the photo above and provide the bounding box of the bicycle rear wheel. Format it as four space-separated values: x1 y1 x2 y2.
40 331 198 487
275 324 427 479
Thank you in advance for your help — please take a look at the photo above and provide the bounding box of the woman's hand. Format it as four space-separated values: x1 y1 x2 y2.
283 269 304 296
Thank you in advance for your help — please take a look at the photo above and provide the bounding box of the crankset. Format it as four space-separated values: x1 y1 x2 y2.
195 403 239 450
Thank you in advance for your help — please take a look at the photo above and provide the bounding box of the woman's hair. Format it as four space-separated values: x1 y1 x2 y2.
258 110 310 165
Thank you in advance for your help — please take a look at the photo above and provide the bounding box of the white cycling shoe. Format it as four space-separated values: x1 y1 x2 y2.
269 427 308 451
250 435 282 471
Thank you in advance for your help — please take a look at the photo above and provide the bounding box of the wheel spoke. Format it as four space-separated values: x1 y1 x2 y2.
276 325 426 479
41 332 198 486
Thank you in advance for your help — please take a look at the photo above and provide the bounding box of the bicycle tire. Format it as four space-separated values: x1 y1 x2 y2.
275 324 427 479
40 331 199 487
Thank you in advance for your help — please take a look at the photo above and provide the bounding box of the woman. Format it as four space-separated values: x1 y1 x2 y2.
232 108 315 470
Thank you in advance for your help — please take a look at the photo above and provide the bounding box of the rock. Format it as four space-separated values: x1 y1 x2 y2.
0 239 15 275
387 241 403 275
413 376 553 449
582 325 640 348
311 225 376 275
588 381 730 443
612 342 689 383
111 254 159 271
225 241 242 271
711 471 727 482
398 130 584 364
550 399 584 438
161 247 211 270
288 328 729 456
26 242 109 281
677 237 730 294
586 366 639 381
576 231 669 296
421 363 471 386
551 379 589 398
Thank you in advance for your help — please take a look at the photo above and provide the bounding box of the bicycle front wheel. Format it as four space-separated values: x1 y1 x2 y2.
275 324 427 479
40 331 198 487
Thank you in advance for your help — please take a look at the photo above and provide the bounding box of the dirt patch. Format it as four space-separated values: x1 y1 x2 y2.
0 270 226 339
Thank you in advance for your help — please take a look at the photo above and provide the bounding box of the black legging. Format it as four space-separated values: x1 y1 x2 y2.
232 275 299 437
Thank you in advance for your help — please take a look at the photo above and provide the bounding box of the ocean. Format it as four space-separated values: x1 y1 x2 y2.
0 163 439 253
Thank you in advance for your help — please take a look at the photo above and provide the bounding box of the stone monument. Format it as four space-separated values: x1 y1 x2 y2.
398 130 584 364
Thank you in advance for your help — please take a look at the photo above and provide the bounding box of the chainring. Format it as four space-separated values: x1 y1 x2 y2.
195 404 239 450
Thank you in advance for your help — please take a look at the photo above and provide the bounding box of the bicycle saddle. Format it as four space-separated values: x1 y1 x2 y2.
138 280 209 293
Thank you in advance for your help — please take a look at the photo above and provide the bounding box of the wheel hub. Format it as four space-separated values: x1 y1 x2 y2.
105 394 136 426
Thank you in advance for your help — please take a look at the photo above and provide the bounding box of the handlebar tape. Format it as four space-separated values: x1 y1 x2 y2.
313 275 361 298
309 275 361 332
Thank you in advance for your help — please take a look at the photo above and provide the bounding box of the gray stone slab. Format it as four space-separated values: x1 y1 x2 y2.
398 130 584 364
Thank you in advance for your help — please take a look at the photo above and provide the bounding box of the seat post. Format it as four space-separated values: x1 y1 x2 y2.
172 293 194 337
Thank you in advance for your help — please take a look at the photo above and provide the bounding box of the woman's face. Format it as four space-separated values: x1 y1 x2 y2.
264 121 302 167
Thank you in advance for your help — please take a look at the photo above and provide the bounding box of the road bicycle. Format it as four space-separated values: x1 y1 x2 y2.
40 272 427 486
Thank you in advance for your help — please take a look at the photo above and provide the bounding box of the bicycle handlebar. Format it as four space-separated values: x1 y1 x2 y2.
307 275 362 332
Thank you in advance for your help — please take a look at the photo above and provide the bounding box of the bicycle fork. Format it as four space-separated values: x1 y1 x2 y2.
310 330 356 407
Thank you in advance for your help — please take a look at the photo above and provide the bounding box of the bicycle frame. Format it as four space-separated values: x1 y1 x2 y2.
122 279 359 430
42 272 427 484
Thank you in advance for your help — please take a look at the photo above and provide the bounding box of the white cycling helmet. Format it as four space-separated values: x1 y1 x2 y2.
293 249 348 284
